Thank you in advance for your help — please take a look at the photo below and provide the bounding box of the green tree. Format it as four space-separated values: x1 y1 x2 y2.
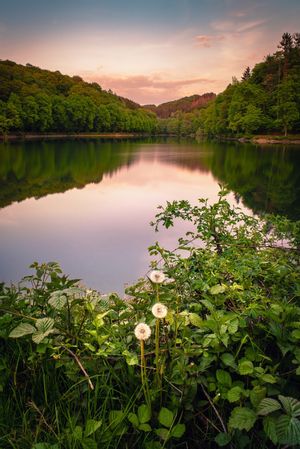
36 93 53 131
274 78 299 135
6 93 23 131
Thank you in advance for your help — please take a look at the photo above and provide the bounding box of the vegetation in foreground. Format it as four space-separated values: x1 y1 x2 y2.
0 191 300 449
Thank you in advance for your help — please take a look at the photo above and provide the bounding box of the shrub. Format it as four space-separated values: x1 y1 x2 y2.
0 191 299 448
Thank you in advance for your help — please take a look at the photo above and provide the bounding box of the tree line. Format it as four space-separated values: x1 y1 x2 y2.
159 33 300 137
0 61 157 135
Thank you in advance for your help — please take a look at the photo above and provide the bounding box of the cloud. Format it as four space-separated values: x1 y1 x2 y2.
195 34 224 48
82 73 216 105
211 18 267 34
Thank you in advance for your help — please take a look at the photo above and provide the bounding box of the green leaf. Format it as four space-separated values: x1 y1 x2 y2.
189 313 203 327
73 425 83 441
215 432 232 447
81 438 97 449
278 395 300 417
210 284 226 295
138 404 151 424
228 407 257 431
9 322 36 338
263 415 278 444
158 407 174 428
48 293 67 310
122 350 138 366
84 419 102 437
238 360 254 375
32 318 55 344
35 317 54 332
260 374 277 384
216 369 232 387
109 410 124 429
155 428 169 440
138 423 152 432
221 353 237 369
291 329 300 339
277 415 300 445
250 386 267 408
227 320 238 334
200 299 215 311
32 331 54 344
227 386 243 403
257 398 281 416
171 423 186 438
128 413 139 428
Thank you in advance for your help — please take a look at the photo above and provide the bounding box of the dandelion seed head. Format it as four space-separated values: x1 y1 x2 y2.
149 270 166 284
134 323 151 341
152 303 168 319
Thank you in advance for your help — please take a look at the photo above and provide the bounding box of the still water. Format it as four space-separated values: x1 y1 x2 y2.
0 138 299 293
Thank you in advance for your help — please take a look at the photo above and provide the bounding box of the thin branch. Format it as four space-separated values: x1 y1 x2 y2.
200 384 227 433
62 346 94 390
28 400 57 437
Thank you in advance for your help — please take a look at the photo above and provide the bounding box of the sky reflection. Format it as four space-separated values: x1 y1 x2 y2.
0 144 231 293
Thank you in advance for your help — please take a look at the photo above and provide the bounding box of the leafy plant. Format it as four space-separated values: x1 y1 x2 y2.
1 191 299 448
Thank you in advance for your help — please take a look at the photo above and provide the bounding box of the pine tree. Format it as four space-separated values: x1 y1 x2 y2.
241 66 251 81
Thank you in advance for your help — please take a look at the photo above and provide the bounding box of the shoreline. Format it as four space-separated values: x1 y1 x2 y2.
0 132 148 141
1 132 300 144
212 135 300 145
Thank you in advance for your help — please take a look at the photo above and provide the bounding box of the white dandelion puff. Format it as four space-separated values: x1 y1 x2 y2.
134 323 151 341
152 303 168 319
149 270 166 284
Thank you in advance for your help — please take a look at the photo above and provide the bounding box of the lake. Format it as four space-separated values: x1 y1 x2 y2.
0 137 299 293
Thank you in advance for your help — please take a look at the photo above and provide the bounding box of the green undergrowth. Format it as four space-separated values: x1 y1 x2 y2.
0 190 300 448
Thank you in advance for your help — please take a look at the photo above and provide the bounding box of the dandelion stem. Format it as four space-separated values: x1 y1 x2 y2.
140 340 151 408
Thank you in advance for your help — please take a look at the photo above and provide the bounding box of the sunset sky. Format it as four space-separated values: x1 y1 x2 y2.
1 0 299 104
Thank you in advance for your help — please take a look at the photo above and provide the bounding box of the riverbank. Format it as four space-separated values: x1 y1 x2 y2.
2 132 300 145
0 132 146 141
215 134 300 145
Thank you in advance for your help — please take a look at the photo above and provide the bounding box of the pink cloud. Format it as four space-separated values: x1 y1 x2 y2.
82 73 217 105
211 18 267 34
195 34 224 48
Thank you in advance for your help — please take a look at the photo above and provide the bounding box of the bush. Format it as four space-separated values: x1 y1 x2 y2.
0 191 300 448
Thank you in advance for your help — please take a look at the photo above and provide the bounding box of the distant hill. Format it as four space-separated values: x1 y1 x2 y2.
144 93 216 118
0 60 157 135
198 32 300 136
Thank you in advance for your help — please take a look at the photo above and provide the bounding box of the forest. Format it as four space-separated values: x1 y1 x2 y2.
1 33 299 138
159 32 300 137
0 61 157 135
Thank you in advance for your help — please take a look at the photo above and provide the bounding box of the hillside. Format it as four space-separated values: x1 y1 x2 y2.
0 60 157 135
199 32 300 137
144 93 216 118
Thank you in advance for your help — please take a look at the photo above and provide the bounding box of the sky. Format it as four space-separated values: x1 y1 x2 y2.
1 0 300 104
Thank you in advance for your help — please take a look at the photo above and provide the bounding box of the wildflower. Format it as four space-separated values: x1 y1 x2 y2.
134 323 151 341
149 270 166 284
152 303 168 319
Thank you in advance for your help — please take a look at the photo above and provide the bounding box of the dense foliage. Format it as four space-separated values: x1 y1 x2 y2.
199 32 300 137
1 192 300 448
0 61 157 135
144 94 215 119
158 33 300 137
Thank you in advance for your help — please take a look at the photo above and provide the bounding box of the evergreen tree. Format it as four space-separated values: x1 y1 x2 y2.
241 66 251 81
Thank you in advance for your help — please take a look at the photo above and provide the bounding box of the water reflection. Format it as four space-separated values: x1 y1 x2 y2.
0 138 299 292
